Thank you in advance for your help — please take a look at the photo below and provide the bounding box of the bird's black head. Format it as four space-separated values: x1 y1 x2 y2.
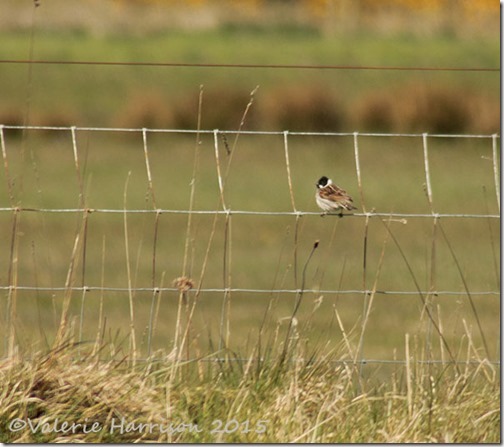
316 176 329 188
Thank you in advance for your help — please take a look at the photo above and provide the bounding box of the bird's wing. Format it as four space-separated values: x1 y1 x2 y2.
320 184 353 202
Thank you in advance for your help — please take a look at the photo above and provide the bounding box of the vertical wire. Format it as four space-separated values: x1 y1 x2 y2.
213 129 230 351
492 134 500 212
422 132 437 365
142 128 157 209
283 131 297 213
213 129 227 211
353 132 368 384
422 133 434 209
353 132 366 213
141 127 160 356
283 131 301 293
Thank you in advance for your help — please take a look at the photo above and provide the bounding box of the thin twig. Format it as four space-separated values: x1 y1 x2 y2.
379 217 459 371
122 171 137 364
280 240 319 366
438 222 490 359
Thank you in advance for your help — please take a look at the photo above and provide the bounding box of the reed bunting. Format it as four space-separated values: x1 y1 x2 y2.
315 176 356 215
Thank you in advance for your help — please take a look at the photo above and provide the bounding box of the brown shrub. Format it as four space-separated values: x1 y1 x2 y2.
115 90 174 129
469 93 500 134
33 110 82 130
259 85 346 132
0 108 81 137
395 83 472 133
352 92 395 132
173 88 259 130
353 83 495 134
0 108 25 137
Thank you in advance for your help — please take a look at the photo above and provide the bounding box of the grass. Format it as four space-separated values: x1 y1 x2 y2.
0 131 499 359
0 25 500 443
0 308 499 442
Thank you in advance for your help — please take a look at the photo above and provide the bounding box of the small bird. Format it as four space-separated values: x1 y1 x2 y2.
315 176 356 216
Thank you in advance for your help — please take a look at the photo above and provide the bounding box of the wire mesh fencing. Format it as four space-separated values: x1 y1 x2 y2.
0 124 500 367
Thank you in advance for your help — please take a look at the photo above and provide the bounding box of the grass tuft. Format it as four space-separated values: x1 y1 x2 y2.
0 333 499 443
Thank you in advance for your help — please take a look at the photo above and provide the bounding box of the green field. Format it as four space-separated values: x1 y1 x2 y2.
0 29 499 130
0 26 500 442
0 131 499 360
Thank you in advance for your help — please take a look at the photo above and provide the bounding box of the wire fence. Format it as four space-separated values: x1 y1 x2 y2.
0 123 500 366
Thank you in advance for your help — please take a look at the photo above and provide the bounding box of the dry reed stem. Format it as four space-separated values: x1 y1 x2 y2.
77 210 89 349
181 85 203 277
223 85 259 180
1 127 19 356
279 240 319 366
142 128 161 357
482 186 500 288
55 229 81 346
355 218 391 365
313 217 340 291
436 304 445 365
6 210 20 357
405 333 412 418
171 86 204 369
92 235 106 357
122 171 137 364
461 319 495 382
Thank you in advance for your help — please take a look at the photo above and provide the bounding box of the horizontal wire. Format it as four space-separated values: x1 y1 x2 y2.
1 124 500 139
132 358 501 366
0 59 499 72
2 355 499 366
0 285 498 296
0 207 498 219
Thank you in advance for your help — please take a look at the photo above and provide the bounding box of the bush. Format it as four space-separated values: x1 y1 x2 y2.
173 88 259 130
115 90 174 129
396 83 472 133
259 85 346 132
353 83 498 134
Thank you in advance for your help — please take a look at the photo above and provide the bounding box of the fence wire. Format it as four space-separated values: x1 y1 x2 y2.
0 124 500 365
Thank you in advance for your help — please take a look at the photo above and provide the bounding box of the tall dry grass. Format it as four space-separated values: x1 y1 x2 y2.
0 307 499 442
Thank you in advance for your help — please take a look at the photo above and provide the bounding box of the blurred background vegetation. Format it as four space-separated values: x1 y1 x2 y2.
0 0 499 133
